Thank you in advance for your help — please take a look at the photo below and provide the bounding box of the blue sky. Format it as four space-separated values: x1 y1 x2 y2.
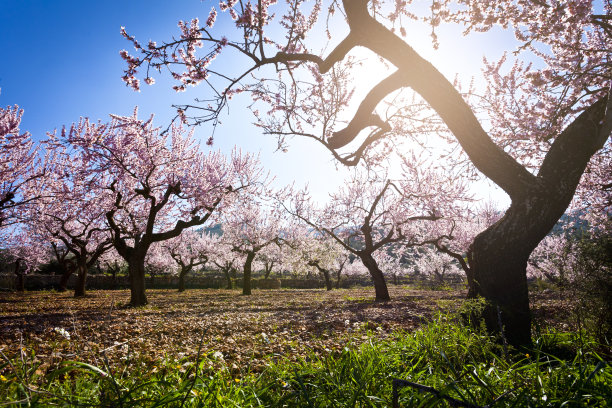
1 0 360 202
1 0 511 205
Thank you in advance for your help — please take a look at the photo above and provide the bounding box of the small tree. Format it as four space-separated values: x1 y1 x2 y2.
412 245 462 284
375 249 407 286
3 231 48 291
209 235 242 290
221 195 286 295
289 230 350 290
163 230 213 292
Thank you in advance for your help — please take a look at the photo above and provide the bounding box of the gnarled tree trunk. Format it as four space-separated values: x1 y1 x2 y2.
223 268 233 289
128 252 148 306
322 269 332 291
469 98 611 347
359 253 390 301
177 267 191 292
74 261 88 297
58 266 74 292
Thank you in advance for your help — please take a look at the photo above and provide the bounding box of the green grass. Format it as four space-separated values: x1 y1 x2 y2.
1 314 610 407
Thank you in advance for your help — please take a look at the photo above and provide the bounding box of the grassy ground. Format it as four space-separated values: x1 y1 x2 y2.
0 286 608 406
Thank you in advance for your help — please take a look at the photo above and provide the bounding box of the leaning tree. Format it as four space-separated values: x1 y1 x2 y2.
120 0 611 345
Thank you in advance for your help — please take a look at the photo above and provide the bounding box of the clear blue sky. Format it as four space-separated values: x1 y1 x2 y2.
1 0 510 205
0 0 358 201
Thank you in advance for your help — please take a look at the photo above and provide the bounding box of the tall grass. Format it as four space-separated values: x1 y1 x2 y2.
1 313 609 407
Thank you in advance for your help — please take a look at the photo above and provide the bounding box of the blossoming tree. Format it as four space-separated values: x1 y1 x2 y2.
286 164 467 301
22 144 114 297
61 109 266 305
288 229 351 290
162 229 214 292
221 193 287 295
209 234 243 289
120 0 611 344
0 105 47 230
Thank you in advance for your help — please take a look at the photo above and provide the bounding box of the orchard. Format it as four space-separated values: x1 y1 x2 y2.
0 0 610 406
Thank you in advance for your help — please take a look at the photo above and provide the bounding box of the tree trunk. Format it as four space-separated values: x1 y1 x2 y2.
58 267 73 292
323 269 333 291
14 260 24 292
74 262 88 297
128 254 148 306
469 196 577 347
221 268 233 289
177 267 190 292
110 265 118 289
242 252 255 295
359 253 390 301
335 270 342 289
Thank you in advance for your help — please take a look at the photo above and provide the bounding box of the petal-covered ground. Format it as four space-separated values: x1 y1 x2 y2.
0 287 568 374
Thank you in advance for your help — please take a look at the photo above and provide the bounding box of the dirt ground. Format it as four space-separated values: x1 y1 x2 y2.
0 286 569 373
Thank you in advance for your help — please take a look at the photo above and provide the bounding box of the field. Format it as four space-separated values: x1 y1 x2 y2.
1 287 463 369
1 287 608 407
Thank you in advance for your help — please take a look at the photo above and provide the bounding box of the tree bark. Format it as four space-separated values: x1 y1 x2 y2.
74 262 88 297
224 270 233 289
468 98 610 347
177 267 191 292
359 253 390 301
323 269 333 291
58 266 73 292
14 260 24 292
264 265 271 280
243 252 255 295
128 253 148 306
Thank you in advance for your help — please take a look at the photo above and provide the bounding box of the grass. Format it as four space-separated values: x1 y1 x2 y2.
1 311 610 407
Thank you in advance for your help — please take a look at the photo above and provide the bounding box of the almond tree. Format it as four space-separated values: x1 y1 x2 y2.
288 230 350 290
22 145 113 297
0 105 47 230
374 249 407 285
527 234 577 286
144 242 176 288
254 243 284 280
3 229 49 291
412 245 462 284
162 229 214 292
120 0 611 344
287 164 467 301
426 203 501 296
209 234 242 289
62 109 265 306
221 195 286 295
96 247 125 288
